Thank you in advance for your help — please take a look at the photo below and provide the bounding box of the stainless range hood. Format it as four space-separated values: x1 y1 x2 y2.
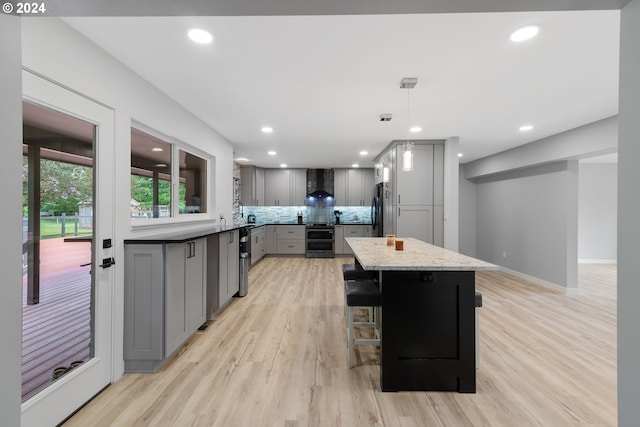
306 169 334 198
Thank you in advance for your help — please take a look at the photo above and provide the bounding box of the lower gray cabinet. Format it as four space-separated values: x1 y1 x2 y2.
124 237 207 373
219 230 239 307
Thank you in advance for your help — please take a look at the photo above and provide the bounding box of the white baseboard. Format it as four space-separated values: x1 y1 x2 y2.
578 259 617 264
497 266 578 294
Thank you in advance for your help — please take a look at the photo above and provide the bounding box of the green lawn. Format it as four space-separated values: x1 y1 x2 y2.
32 218 92 240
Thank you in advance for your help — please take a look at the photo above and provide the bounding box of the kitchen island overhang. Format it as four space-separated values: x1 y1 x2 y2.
345 237 497 393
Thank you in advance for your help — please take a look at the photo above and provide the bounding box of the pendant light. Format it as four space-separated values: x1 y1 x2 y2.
400 78 417 172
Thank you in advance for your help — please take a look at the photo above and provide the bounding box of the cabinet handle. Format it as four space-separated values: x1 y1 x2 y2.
398 194 401 204
398 207 401 217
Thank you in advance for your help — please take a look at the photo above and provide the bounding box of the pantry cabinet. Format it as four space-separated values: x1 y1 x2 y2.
374 141 445 246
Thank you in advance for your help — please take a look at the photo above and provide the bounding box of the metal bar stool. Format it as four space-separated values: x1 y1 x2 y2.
342 263 377 281
345 280 381 368
342 263 378 323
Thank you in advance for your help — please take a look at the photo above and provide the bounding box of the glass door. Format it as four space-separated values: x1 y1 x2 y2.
20 71 115 427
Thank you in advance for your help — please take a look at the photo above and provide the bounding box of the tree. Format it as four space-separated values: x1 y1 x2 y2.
22 156 93 216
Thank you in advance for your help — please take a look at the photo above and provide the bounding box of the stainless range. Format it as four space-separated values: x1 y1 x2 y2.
305 224 335 258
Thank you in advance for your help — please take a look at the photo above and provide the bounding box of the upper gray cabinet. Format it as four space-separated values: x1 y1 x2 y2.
334 168 374 206
264 168 307 206
265 169 291 206
395 144 434 206
240 165 265 206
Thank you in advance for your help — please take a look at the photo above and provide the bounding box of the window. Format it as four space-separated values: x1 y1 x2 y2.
130 126 210 221
179 149 207 214
130 128 173 219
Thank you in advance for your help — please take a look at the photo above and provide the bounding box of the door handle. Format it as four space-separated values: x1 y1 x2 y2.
99 257 116 269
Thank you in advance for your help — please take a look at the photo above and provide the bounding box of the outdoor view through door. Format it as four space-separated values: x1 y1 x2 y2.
22 101 95 401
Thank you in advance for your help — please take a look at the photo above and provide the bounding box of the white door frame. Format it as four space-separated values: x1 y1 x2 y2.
20 70 115 427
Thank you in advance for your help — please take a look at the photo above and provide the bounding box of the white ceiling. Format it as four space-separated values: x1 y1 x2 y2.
63 10 619 168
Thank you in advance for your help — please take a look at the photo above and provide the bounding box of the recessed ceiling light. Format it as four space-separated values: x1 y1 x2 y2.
151 147 163 152
280 163 287 168
188 28 213 44
410 126 422 133
458 153 463 158
359 151 368 156
235 157 249 162
352 163 359 168
510 25 539 42
519 124 534 131
261 127 273 133
268 151 276 156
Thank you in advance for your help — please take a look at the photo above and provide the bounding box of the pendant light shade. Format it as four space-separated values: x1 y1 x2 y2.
401 77 417 172
402 142 414 172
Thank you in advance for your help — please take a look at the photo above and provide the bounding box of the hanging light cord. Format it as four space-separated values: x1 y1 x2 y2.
406 88 410 144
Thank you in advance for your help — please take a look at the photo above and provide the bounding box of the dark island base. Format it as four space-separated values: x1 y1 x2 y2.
380 270 476 393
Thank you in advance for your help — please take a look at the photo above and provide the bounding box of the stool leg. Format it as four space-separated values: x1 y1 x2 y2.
348 306 355 368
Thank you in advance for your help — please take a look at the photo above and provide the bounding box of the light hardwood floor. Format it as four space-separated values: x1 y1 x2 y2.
63 259 616 426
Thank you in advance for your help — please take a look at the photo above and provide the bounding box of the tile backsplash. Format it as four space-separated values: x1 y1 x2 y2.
243 206 371 224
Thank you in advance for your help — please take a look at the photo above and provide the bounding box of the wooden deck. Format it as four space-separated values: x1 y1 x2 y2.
22 238 92 401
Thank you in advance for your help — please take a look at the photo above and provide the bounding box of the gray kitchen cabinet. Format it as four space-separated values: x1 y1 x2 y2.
275 225 305 254
347 169 374 206
265 225 277 254
396 206 433 244
376 141 444 246
334 169 347 205
240 166 265 206
342 225 368 255
395 144 434 206
291 169 307 206
265 169 290 206
219 230 239 307
334 169 374 206
124 237 207 373
265 169 307 206
433 144 445 206
334 225 344 254
433 205 444 247
250 226 266 265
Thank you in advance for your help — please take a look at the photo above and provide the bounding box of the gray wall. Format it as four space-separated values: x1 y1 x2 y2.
465 116 618 180
618 0 640 424
474 161 579 288
0 14 23 427
578 163 617 262
458 165 477 257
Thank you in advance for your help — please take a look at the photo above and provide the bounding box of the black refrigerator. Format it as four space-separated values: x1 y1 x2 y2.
371 183 384 237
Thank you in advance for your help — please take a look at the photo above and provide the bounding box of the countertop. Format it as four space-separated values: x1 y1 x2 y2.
124 223 251 244
124 221 373 244
345 237 498 271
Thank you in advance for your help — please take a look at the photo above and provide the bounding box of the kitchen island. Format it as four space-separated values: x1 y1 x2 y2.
345 237 497 393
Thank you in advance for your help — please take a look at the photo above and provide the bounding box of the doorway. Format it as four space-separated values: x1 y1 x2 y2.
20 71 115 427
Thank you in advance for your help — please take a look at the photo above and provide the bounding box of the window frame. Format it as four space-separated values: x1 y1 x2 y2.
130 122 213 228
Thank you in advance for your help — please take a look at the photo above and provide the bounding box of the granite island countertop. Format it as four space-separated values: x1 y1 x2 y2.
345 237 498 271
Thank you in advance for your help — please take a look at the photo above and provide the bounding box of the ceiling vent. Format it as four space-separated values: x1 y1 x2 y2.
400 77 418 89
379 113 392 122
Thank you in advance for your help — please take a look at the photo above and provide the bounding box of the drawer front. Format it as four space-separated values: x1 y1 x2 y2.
277 240 305 254
344 225 365 237
276 226 305 240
